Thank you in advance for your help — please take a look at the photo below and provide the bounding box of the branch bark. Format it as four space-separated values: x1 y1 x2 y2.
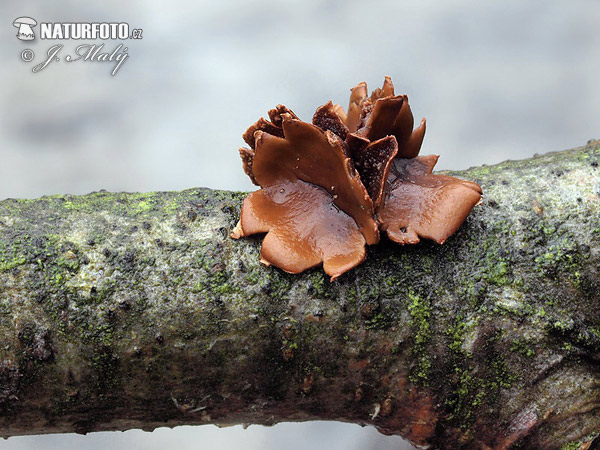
1 141 599 449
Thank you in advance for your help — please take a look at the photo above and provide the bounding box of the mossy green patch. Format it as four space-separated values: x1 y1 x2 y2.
509 338 535 357
560 442 582 450
441 325 518 434
407 290 432 383
446 316 468 354
309 271 328 298
0 255 27 271
364 310 394 330
534 239 586 288
135 201 153 214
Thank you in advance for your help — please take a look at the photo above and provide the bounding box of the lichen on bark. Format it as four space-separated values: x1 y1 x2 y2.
0 141 599 449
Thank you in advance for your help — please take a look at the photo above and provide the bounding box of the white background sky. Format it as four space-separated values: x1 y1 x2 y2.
0 1 599 449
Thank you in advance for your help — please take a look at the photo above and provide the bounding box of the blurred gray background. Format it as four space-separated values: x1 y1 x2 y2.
0 0 598 449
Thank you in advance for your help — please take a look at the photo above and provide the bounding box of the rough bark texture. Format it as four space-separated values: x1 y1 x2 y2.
1 141 599 449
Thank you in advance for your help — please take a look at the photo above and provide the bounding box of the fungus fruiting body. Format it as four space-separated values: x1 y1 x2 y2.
232 77 482 280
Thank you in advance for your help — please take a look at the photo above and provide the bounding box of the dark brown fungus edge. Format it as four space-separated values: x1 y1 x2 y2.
239 105 299 185
232 77 483 280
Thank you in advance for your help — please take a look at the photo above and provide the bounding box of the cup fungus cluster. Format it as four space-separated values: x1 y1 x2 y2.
231 77 482 281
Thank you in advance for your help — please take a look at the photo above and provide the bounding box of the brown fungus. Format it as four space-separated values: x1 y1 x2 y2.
231 115 376 281
377 155 483 245
231 180 367 281
239 105 299 185
232 77 482 280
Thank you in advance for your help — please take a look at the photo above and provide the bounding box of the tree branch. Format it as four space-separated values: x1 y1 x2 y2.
1 141 599 449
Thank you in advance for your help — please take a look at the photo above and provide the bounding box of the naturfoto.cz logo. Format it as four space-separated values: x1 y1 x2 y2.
13 17 37 40
15 17 143 76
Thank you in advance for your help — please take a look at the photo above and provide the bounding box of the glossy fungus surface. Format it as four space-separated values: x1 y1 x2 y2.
232 77 482 280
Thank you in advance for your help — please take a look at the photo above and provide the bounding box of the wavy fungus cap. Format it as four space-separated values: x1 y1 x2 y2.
232 77 482 281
